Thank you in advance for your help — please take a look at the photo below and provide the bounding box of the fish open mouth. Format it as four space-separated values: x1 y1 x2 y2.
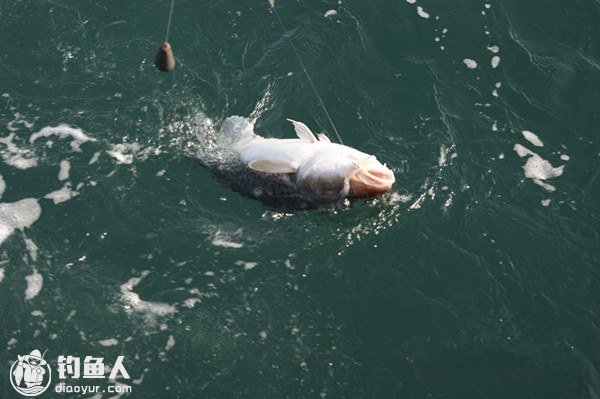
349 159 395 198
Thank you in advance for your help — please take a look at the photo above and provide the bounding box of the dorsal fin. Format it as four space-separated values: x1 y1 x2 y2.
287 119 317 143
317 133 331 144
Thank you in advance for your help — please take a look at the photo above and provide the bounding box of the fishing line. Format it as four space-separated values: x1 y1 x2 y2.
154 0 176 72
269 3 344 144
164 0 176 42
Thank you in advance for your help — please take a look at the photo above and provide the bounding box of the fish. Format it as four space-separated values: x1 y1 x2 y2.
211 116 395 207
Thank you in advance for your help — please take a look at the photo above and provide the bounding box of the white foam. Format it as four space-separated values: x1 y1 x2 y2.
25 269 43 300
183 298 201 308
513 144 565 192
58 160 70 181
7 112 34 132
491 56 501 68
0 267 4 283
324 9 337 17
498 153 505 159
120 271 177 317
211 231 243 248
106 143 140 164
533 179 556 192
416 6 430 18
45 184 79 204
484 3 491 9
522 130 544 147
492 122 498 131
560 154 570 161
0 198 41 246
88 151 101 165
0 133 38 169
30 124 95 152
438 145 447 167
487 45 499 53
463 59 478 69
165 335 175 351
389 193 411 204
31 310 44 317
235 260 257 270
406 0 416 3
515 146 563 184
24 237 38 262
514 144 533 158
0 175 5 198
4 156 37 169
98 338 119 347
541 199 551 206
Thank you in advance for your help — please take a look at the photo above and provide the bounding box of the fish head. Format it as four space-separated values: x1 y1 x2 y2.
297 150 395 199
348 156 395 198
297 157 357 198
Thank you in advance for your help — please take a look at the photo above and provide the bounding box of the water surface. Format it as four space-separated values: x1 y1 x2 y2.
1 1 599 398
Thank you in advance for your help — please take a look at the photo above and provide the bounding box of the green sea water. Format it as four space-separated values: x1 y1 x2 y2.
1 0 599 398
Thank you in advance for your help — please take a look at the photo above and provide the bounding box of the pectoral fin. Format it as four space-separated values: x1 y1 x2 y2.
248 158 299 174
287 119 317 143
